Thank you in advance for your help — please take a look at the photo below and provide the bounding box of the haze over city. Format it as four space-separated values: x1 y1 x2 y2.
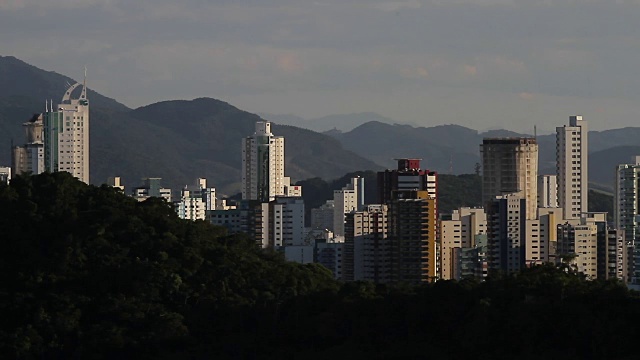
3 0 640 133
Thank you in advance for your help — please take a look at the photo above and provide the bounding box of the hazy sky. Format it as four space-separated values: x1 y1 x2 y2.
2 0 640 133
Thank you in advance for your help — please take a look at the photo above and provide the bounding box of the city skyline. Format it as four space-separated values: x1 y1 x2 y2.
4 1 640 133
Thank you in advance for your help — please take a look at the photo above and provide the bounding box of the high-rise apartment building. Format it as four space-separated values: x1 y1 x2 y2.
481 138 538 219
537 174 558 208
378 159 438 283
242 121 289 202
344 204 389 282
333 177 364 237
439 207 487 280
556 213 625 281
388 190 438 283
614 156 640 283
12 114 45 176
486 192 563 274
43 78 90 183
378 158 437 206
486 192 528 273
556 115 588 219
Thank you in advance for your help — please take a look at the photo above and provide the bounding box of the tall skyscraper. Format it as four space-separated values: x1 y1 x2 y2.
377 159 438 283
43 76 90 183
388 190 437 283
242 121 288 202
481 138 538 219
12 114 45 176
614 156 640 284
556 115 588 219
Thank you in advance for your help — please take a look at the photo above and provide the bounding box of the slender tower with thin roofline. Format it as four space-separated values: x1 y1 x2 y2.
43 70 90 183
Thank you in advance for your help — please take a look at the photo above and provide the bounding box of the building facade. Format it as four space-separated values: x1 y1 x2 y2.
481 138 538 219
344 204 389 282
12 114 45 176
537 174 558 208
0 167 10 185
556 115 588 219
614 156 640 284
388 190 437 283
333 177 364 237
133 178 172 202
241 121 288 202
43 79 90 183
439 207 487 280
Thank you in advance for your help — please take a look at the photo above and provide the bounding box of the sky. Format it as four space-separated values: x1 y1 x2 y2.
2 0 640 133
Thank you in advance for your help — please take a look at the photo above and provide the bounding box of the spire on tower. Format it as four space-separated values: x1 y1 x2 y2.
81 66 87 100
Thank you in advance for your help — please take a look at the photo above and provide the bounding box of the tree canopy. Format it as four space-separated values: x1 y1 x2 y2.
0 173 637 359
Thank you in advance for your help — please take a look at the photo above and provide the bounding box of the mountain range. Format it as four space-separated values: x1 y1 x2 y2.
261 112 401 132
2 54 640 193
0 56 380 195
328 122 640 190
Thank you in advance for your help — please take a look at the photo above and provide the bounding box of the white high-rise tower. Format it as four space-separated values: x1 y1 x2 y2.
242 121 287 202
556 115 588 219
43 73 90 183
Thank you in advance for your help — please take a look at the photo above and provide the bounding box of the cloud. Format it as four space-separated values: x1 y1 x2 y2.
464 65 477 76
374 0 422 12
3 0 640 131
518 92 534 100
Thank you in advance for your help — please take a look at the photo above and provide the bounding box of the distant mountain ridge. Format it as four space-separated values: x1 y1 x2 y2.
0 56 381 194
3 55 639 192
329 121 640 190
262 111 399 132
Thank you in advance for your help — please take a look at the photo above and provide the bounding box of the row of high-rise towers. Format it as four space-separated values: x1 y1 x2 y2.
12 76 90 184
481 115 587 220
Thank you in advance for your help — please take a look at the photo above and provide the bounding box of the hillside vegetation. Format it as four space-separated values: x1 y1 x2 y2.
0 173 637 359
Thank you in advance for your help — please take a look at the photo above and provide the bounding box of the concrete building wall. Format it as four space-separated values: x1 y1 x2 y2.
311 200 334 231
389 191 437 283
440 219 462 280
43 83 89 183
487 192 527 273
481 138 538 220
538 174 558 208
241 121 286 202
614 156 640 284
556 115 588 220
333 178 361 237
344 204 389 282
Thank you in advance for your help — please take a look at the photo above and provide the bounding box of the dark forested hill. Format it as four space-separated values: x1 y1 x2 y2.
1 173 639 359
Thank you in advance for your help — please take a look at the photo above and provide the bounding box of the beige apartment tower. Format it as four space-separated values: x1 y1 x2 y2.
556 115 588 219
43 77 90 183
242 121 286 202
481 138 538 219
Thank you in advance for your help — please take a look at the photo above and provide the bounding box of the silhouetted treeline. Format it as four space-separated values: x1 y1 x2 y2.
0 173 637 359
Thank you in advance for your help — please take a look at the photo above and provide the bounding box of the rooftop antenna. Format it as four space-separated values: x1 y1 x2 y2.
534 125 537 140
81 66 87 99
45 99 48 112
